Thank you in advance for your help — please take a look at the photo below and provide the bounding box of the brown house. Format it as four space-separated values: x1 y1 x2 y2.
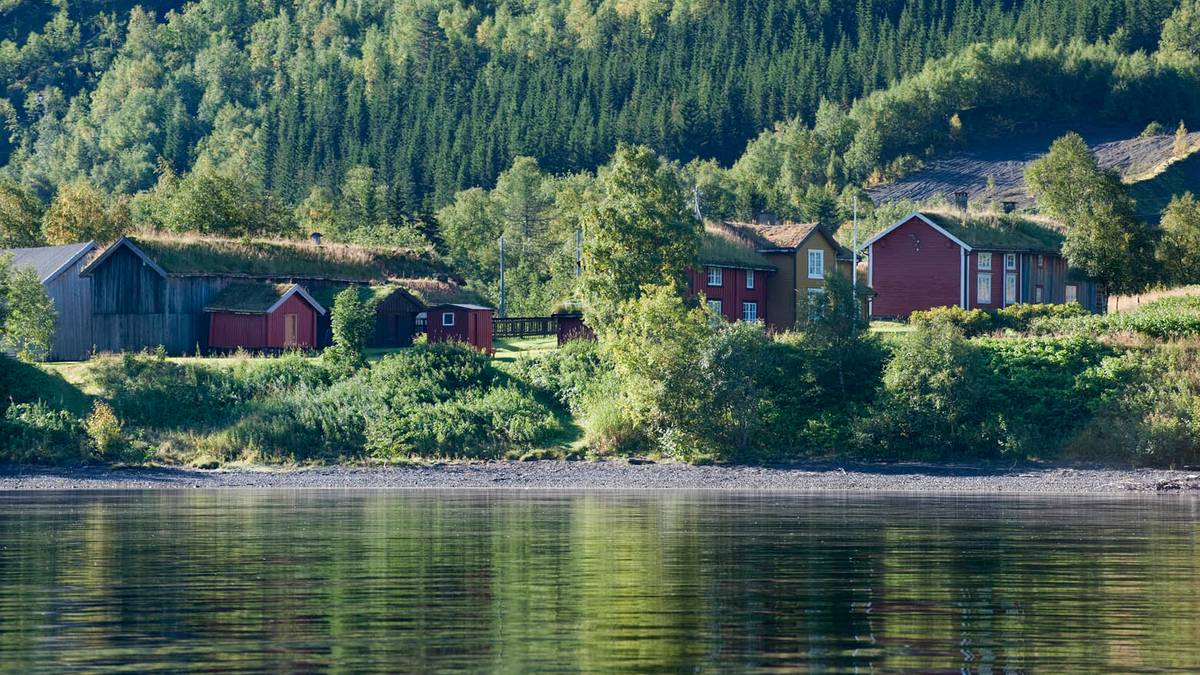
719 222 854 331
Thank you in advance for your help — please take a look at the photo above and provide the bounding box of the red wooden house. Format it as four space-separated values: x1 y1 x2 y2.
687 226 775 324
427 303 496 353
864 211 1105 318
205 282 326 350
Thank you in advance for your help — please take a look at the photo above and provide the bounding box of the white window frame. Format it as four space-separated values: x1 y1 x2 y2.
1004 273 1017 305
706 267 723 287
707 299 722 315
1065 284 1078 304
978 252 992 271
442 312 456 327
977 273 992 304
742 302 758 322
1005 253 1016 271
745 271 755 289
807 249 824 279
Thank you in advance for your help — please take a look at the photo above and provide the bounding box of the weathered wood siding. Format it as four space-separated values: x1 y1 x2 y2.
44 258 92 361
687 267 769 324
370 289 422 348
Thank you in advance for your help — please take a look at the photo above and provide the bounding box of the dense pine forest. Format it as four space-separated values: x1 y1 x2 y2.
0 0 1189 208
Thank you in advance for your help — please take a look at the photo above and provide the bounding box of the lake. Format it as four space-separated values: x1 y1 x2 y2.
0 491 1197 671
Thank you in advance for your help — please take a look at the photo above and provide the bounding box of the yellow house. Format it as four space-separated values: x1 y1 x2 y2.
718 221 854 331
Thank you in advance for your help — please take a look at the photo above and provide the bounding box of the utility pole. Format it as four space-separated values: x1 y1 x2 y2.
575 229 582 278
499 235 506 318
852 196 858 291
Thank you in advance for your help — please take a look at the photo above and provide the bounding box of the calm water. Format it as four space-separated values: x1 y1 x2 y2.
0 492 1198 672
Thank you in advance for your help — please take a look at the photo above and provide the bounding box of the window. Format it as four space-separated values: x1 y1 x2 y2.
1005 273 1017 305
1034 285 1044 303
977 273 992 304
707 299 723 315
745 271 755 289
1037 254 1044 268
807 249 825 279
978 252 992 271
442 312 456 327
1065 284 1078 304
742 302 758 322
706 267 723 286
1005 253 1017 270
806 288 824 319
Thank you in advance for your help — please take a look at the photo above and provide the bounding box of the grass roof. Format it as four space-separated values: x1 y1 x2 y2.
204 282 294 313
393 278 488 307
699 225 777 270
922 210 1065 252
129 234 453 281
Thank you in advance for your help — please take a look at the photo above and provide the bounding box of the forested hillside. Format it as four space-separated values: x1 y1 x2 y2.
0 0 1184 210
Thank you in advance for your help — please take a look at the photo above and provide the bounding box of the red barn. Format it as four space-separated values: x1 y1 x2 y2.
687 226 775 324
205 282 325 350
427 303 495 353
864 211 1105 318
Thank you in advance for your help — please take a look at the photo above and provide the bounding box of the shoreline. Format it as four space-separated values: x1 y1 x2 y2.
2 460 1199 493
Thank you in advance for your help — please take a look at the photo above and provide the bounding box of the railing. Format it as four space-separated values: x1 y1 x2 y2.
493 316 557 338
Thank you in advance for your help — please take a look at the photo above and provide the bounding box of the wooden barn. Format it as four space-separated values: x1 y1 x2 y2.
78 236 460 355
864 211 1106 318
313 284 426 348
427 303 495 353
205 282 325 350
1 241 97 361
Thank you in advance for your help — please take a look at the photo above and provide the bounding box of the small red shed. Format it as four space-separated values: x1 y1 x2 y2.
427 303 495 353
205 282 326 350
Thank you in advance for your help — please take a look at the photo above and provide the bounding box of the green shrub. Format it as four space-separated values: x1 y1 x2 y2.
232 352 334 397
510 339 606 412
0 401 86 463
90 352 244 428
1068 348 1200 467
994 302 1089 331
84 401 129 460
910 305 993 336
367 342 494 407
861 322 1002 459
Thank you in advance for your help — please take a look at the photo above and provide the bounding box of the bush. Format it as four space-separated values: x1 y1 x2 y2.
862 322 1002 459
993 302 1089 331
0 401 86 463
90 352 244 428
910 305 993 336
84 401 129 460
509 339 606 412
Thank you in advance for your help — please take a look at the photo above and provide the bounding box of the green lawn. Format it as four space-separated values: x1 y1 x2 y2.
493 335 558 362
869 320 913 334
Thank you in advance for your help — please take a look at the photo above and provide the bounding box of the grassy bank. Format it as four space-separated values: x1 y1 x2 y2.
6 295 1200 469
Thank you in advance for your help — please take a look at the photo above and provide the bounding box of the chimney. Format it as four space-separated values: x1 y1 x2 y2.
310 232 322 246
1001 201 1017 214
952 191 969 213
756 212 778 226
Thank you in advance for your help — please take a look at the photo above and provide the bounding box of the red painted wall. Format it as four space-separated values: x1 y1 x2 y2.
428 306 494 352
687 267 769 323
266 294 318 348
208 294 318 349
869 216 963 317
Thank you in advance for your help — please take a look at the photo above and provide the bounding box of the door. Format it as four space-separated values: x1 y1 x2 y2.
284 313 298 347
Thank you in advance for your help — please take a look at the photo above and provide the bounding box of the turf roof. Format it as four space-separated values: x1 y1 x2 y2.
126 235 452 281
204 282 302 313
699 225 777 271
921 210 1065 252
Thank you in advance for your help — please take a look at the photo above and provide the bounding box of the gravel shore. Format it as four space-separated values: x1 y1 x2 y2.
2 460 1199 493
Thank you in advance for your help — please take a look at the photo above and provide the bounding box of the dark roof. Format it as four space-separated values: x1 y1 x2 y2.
1 242 96 283
203 282 325 315
433 303 494 311
699 225 777 271
920 211 1065 252
83 235 451 282
397 279 488 306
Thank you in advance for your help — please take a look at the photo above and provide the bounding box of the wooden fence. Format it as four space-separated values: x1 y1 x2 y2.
493 316 557 338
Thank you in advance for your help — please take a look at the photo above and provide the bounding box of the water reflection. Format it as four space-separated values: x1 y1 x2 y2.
0 492 1197 671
